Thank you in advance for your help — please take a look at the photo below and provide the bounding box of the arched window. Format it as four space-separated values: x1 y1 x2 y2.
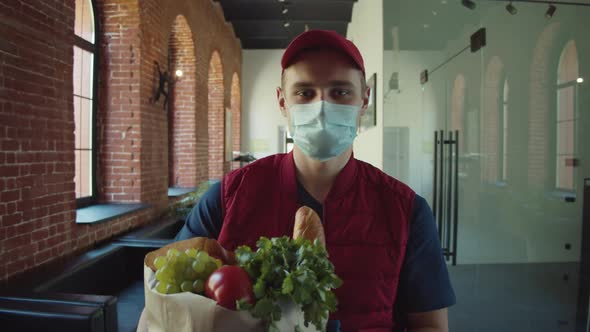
500 79 509 182
556 41 579 191
73 0 98 206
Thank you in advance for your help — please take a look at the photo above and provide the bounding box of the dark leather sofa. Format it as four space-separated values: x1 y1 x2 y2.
0 217 184 332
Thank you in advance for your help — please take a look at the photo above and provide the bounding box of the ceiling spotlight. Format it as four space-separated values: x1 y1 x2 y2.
283 22 291 28
461 0 476 10
546 4 556 18
282 7 289 14
577 77 584 83
506 2 517 15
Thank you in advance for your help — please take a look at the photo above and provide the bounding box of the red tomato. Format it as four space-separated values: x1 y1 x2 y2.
205 265 255 310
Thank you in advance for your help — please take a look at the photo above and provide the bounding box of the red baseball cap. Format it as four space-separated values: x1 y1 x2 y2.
281 29 365 77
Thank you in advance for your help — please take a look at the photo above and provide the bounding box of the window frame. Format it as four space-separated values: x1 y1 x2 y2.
498 78 509 183
555 79 578 192
74 0 100 208
554 41 579 193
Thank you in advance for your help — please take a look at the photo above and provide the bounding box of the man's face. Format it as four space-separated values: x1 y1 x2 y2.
277 49 370 127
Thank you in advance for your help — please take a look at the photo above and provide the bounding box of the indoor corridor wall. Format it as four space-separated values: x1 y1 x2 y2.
382 0 589 265
0 0 242 281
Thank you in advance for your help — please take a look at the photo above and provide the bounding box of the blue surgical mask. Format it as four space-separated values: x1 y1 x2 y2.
288 100 360 161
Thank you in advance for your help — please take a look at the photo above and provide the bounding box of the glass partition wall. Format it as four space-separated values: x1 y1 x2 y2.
383 1 589 331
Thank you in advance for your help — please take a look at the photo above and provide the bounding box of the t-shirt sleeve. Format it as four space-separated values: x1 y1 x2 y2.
174 181 224 241
396 194 456 313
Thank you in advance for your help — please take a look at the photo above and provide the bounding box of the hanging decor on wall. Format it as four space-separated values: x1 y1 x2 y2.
461 0 477 10
360 73 377 132
419 28 486 85
151 61 183 109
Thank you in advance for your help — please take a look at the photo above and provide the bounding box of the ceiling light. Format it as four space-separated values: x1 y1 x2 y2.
175 69 183 78
577 77 584 83
546 4 556 18
277 0 286 2
432 10 438 15
282 7 288 14
462 0 476 10
506 2 517 15
283 22 290 28
423 24 430 29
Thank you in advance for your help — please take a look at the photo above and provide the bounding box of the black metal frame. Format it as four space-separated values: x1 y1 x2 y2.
575 178 590 332
433 130 459 265
75 0 100 209
433 131 439 237
487 0 590 6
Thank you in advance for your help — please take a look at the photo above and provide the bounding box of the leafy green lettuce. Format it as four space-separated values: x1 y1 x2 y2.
235 236 342 332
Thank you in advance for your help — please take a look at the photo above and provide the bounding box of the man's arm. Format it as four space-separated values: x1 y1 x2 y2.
406 308 449 332
175 181 224 240
397 195 455 331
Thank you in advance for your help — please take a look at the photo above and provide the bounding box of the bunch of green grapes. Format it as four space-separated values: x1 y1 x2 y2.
153 248 222 295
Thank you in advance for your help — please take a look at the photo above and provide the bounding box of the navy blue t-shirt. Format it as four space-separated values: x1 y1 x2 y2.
176 181 456 315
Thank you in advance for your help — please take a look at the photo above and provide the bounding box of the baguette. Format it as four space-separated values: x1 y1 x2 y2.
293 206 326 246
145 237 236 271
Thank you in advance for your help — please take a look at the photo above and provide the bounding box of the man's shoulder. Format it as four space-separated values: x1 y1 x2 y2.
227 153 286 178
354 158 415 199
223 153 287 195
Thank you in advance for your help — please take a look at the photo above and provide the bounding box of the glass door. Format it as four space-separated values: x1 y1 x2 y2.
383 0 589 330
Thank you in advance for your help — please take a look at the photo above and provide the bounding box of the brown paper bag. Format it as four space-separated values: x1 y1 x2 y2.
138 264 325 332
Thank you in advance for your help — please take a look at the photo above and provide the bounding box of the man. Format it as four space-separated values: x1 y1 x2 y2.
176 30 455 331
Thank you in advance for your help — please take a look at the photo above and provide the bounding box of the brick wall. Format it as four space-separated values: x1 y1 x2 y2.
230 72 241 170
208 51 225 179
0 0 77 281
0 0 242 281
169 15 197 188
98 0 142 203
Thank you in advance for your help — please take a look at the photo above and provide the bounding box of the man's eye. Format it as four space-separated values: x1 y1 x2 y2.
296 90 314 97
333 89 351 96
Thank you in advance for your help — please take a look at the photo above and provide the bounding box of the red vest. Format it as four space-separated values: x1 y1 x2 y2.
218 152 415 331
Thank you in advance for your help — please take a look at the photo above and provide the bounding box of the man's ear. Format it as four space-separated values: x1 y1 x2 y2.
360 86 370 116
277 87 288 117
